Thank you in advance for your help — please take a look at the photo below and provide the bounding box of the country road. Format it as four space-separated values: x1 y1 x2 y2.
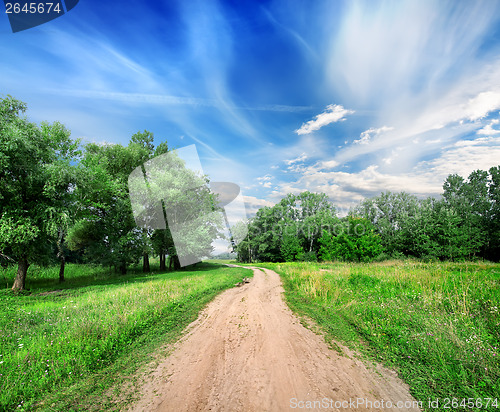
128 266 421 412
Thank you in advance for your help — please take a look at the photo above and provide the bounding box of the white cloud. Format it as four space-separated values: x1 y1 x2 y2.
417 135 500 178
50 89 312 113
257 174 273 182
268 135 500 213
318 1 500 172
333 82 500 167
256 174 274 188
353 126 393 145
295 104 354 135
477 117 500 135
424 138 442 144
243 195 275 216
326 1 499 106
466 92 500 121
285 153 308 165
316 159 339 170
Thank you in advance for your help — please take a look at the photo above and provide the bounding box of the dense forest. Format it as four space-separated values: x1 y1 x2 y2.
0 96 220 291
234 169 500 263
2 95 499 293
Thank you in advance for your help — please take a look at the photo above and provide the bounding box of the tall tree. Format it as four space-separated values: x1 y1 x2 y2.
131 149 223 270
67 142 148 274
129 130 158 272
0 96 79 290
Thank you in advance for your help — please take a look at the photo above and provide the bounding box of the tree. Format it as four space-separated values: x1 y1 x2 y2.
67 142 147 274
129 130 160 272
281 224 303 262
318 217 383 262
487 166 500 260
234 191 337 262
130 148 223 270
0 96 79 290
441 170 490 259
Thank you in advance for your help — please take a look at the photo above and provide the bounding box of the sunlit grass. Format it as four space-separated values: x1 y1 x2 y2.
256 260 500 408
0 262 250 411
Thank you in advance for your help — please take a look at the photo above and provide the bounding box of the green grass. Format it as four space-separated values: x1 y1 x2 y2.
0 261 251 411
251 260 500 410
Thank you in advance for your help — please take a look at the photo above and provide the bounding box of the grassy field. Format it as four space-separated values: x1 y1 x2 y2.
249 260 500 410
0 261 251 411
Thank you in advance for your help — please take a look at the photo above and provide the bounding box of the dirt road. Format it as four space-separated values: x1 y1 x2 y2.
128 266 420 411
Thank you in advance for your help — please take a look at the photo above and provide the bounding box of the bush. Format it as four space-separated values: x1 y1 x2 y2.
296 251 317 262
318 217 384 262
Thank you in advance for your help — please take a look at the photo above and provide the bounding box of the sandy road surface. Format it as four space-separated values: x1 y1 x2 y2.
128 266 420 412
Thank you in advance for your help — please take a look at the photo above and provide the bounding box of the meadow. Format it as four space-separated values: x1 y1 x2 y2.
251 260 500 409
0 261 251 411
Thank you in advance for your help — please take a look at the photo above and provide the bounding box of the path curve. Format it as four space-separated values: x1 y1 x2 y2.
128 266 420 412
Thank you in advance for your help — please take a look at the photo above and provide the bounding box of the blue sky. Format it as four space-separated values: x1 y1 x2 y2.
2 0 500 215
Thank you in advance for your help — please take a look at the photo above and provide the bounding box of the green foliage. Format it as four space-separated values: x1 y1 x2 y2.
281 231 304 262
0 96 80 288
67 145 144 272
296 250 317 262
318 217 384 262
0 215 40 250
354 167 500 262
235 165 500 264
235 192 337 263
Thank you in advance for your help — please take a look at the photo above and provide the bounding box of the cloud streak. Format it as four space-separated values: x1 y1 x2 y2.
295 104 354 135
45 89 311 112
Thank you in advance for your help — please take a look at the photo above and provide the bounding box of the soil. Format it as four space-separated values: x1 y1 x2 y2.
128 266 421 412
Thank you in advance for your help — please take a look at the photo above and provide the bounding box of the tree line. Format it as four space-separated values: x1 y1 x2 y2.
2 95 499 291
0 96 221 291
234 171 500 263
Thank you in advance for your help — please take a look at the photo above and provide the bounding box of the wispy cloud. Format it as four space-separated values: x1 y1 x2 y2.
285 153 308 165
353 126 393 145
45 89 311 113
296 0 498 174
295 104 354 135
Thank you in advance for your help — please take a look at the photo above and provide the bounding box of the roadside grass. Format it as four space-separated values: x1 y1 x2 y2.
0 261 251 411
251 260 500 409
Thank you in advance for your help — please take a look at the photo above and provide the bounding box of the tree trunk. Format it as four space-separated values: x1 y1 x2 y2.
159 253 166 271
172 254 181 271
59 256 65 283
142 253 150 273
119 262 127 275
56 230 66 282
12 256 29 291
